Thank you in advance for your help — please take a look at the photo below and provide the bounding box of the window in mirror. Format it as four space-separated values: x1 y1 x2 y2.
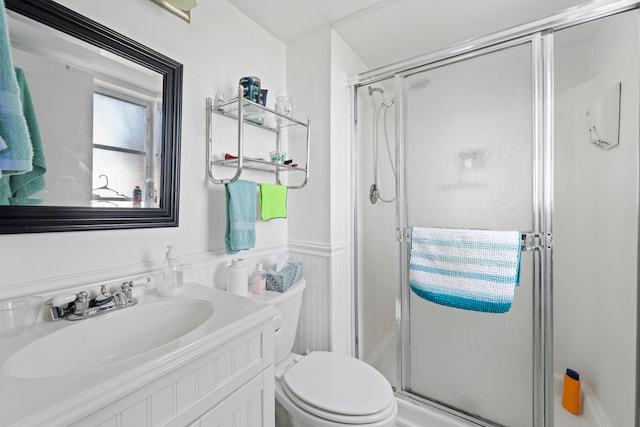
92 90 161 208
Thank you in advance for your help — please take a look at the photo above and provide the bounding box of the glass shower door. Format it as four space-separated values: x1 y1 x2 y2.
401 41 536 426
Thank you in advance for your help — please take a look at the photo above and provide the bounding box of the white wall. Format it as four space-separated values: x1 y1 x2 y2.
554 11 638 426
286 28 366 355
329 30 367 355
286 29 331 245
0 0 288 298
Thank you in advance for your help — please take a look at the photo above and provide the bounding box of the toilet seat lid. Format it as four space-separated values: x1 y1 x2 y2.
282 351 394 417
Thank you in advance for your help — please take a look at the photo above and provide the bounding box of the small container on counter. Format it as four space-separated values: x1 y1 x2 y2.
251 263 266 294
227 258 248 297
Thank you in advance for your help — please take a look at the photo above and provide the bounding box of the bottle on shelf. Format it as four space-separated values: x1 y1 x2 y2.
275 89 292 126
241 76 264 125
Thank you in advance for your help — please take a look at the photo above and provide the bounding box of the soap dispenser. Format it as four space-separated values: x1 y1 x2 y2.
159 245 183 297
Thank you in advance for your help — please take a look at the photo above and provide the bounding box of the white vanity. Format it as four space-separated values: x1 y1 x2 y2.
0 284 277 427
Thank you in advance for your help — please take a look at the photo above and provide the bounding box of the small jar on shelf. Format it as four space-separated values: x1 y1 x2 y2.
275 90 292 125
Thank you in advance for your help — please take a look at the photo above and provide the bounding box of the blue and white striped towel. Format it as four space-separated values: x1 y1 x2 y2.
409 227 522 313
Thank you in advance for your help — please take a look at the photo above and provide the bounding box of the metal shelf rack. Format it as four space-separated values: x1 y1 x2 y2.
206 87 310 189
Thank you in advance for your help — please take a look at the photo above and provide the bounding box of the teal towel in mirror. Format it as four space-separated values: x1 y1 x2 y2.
0 3 33 175
9 68 46 203
0 176 10 206
225 180 257 254
260 183 287 221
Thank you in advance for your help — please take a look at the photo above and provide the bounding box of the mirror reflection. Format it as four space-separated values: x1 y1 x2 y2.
5 10 163 208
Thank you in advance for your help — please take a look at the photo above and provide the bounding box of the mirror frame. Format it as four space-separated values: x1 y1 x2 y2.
1 0 182 233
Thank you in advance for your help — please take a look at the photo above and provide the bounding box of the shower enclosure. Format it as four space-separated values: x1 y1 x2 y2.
351 2 639 426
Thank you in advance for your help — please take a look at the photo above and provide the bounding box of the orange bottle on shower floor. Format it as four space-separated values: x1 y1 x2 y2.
562 368 581 415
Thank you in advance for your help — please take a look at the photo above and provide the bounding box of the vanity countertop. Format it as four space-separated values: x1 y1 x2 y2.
0 283 277 427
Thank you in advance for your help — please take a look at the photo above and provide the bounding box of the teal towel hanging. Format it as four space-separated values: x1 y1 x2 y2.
225 179 257 254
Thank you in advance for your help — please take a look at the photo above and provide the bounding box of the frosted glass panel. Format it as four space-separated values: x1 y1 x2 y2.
404 43 533 426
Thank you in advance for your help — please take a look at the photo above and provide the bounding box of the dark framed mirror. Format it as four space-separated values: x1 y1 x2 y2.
1 0 182 233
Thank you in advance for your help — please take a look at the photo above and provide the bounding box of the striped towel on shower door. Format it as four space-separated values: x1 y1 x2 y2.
409 227 522 313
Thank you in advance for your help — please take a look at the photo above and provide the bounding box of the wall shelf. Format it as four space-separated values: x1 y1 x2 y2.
206 87 310 189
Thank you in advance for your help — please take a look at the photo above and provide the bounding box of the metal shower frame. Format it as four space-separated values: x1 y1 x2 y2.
348 1 640 426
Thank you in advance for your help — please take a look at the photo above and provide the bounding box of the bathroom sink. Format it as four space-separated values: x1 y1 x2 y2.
4 298 215 379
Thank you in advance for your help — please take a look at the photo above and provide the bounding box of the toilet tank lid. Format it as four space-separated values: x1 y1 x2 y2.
246 278 306 305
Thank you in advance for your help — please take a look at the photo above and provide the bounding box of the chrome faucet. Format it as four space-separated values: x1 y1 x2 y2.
45 277 148 321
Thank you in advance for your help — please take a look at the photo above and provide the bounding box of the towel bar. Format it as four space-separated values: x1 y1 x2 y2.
399 228 544 252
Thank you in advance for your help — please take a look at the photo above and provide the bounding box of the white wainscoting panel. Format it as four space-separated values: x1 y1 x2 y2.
288 240 349 354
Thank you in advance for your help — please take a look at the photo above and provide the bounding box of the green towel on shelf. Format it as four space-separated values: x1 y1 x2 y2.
260 183 287 221
10 68 46 203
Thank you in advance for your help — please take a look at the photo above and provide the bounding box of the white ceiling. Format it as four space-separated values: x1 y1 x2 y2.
226 0 591 69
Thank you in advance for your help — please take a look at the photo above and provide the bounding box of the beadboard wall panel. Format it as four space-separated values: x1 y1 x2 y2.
288 240 349 354
289 246 331 353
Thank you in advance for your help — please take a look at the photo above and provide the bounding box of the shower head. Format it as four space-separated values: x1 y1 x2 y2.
369 86 396 108
368 86 384 96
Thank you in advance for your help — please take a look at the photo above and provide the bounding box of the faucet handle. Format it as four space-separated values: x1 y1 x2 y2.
46 294 76 307
121 277 149 299
76 290 89 303
100 284 110 297
46 291 86 321
121 282 133 299
74 290 90 314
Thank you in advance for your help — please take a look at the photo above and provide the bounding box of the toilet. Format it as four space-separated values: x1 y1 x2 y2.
248 278 397 427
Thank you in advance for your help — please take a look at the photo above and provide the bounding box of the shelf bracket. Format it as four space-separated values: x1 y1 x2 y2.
206 92 243 184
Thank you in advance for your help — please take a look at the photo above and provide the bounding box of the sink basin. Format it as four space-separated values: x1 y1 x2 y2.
4 298 215 378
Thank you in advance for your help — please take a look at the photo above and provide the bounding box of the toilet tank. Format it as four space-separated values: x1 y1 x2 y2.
247 278 306 364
